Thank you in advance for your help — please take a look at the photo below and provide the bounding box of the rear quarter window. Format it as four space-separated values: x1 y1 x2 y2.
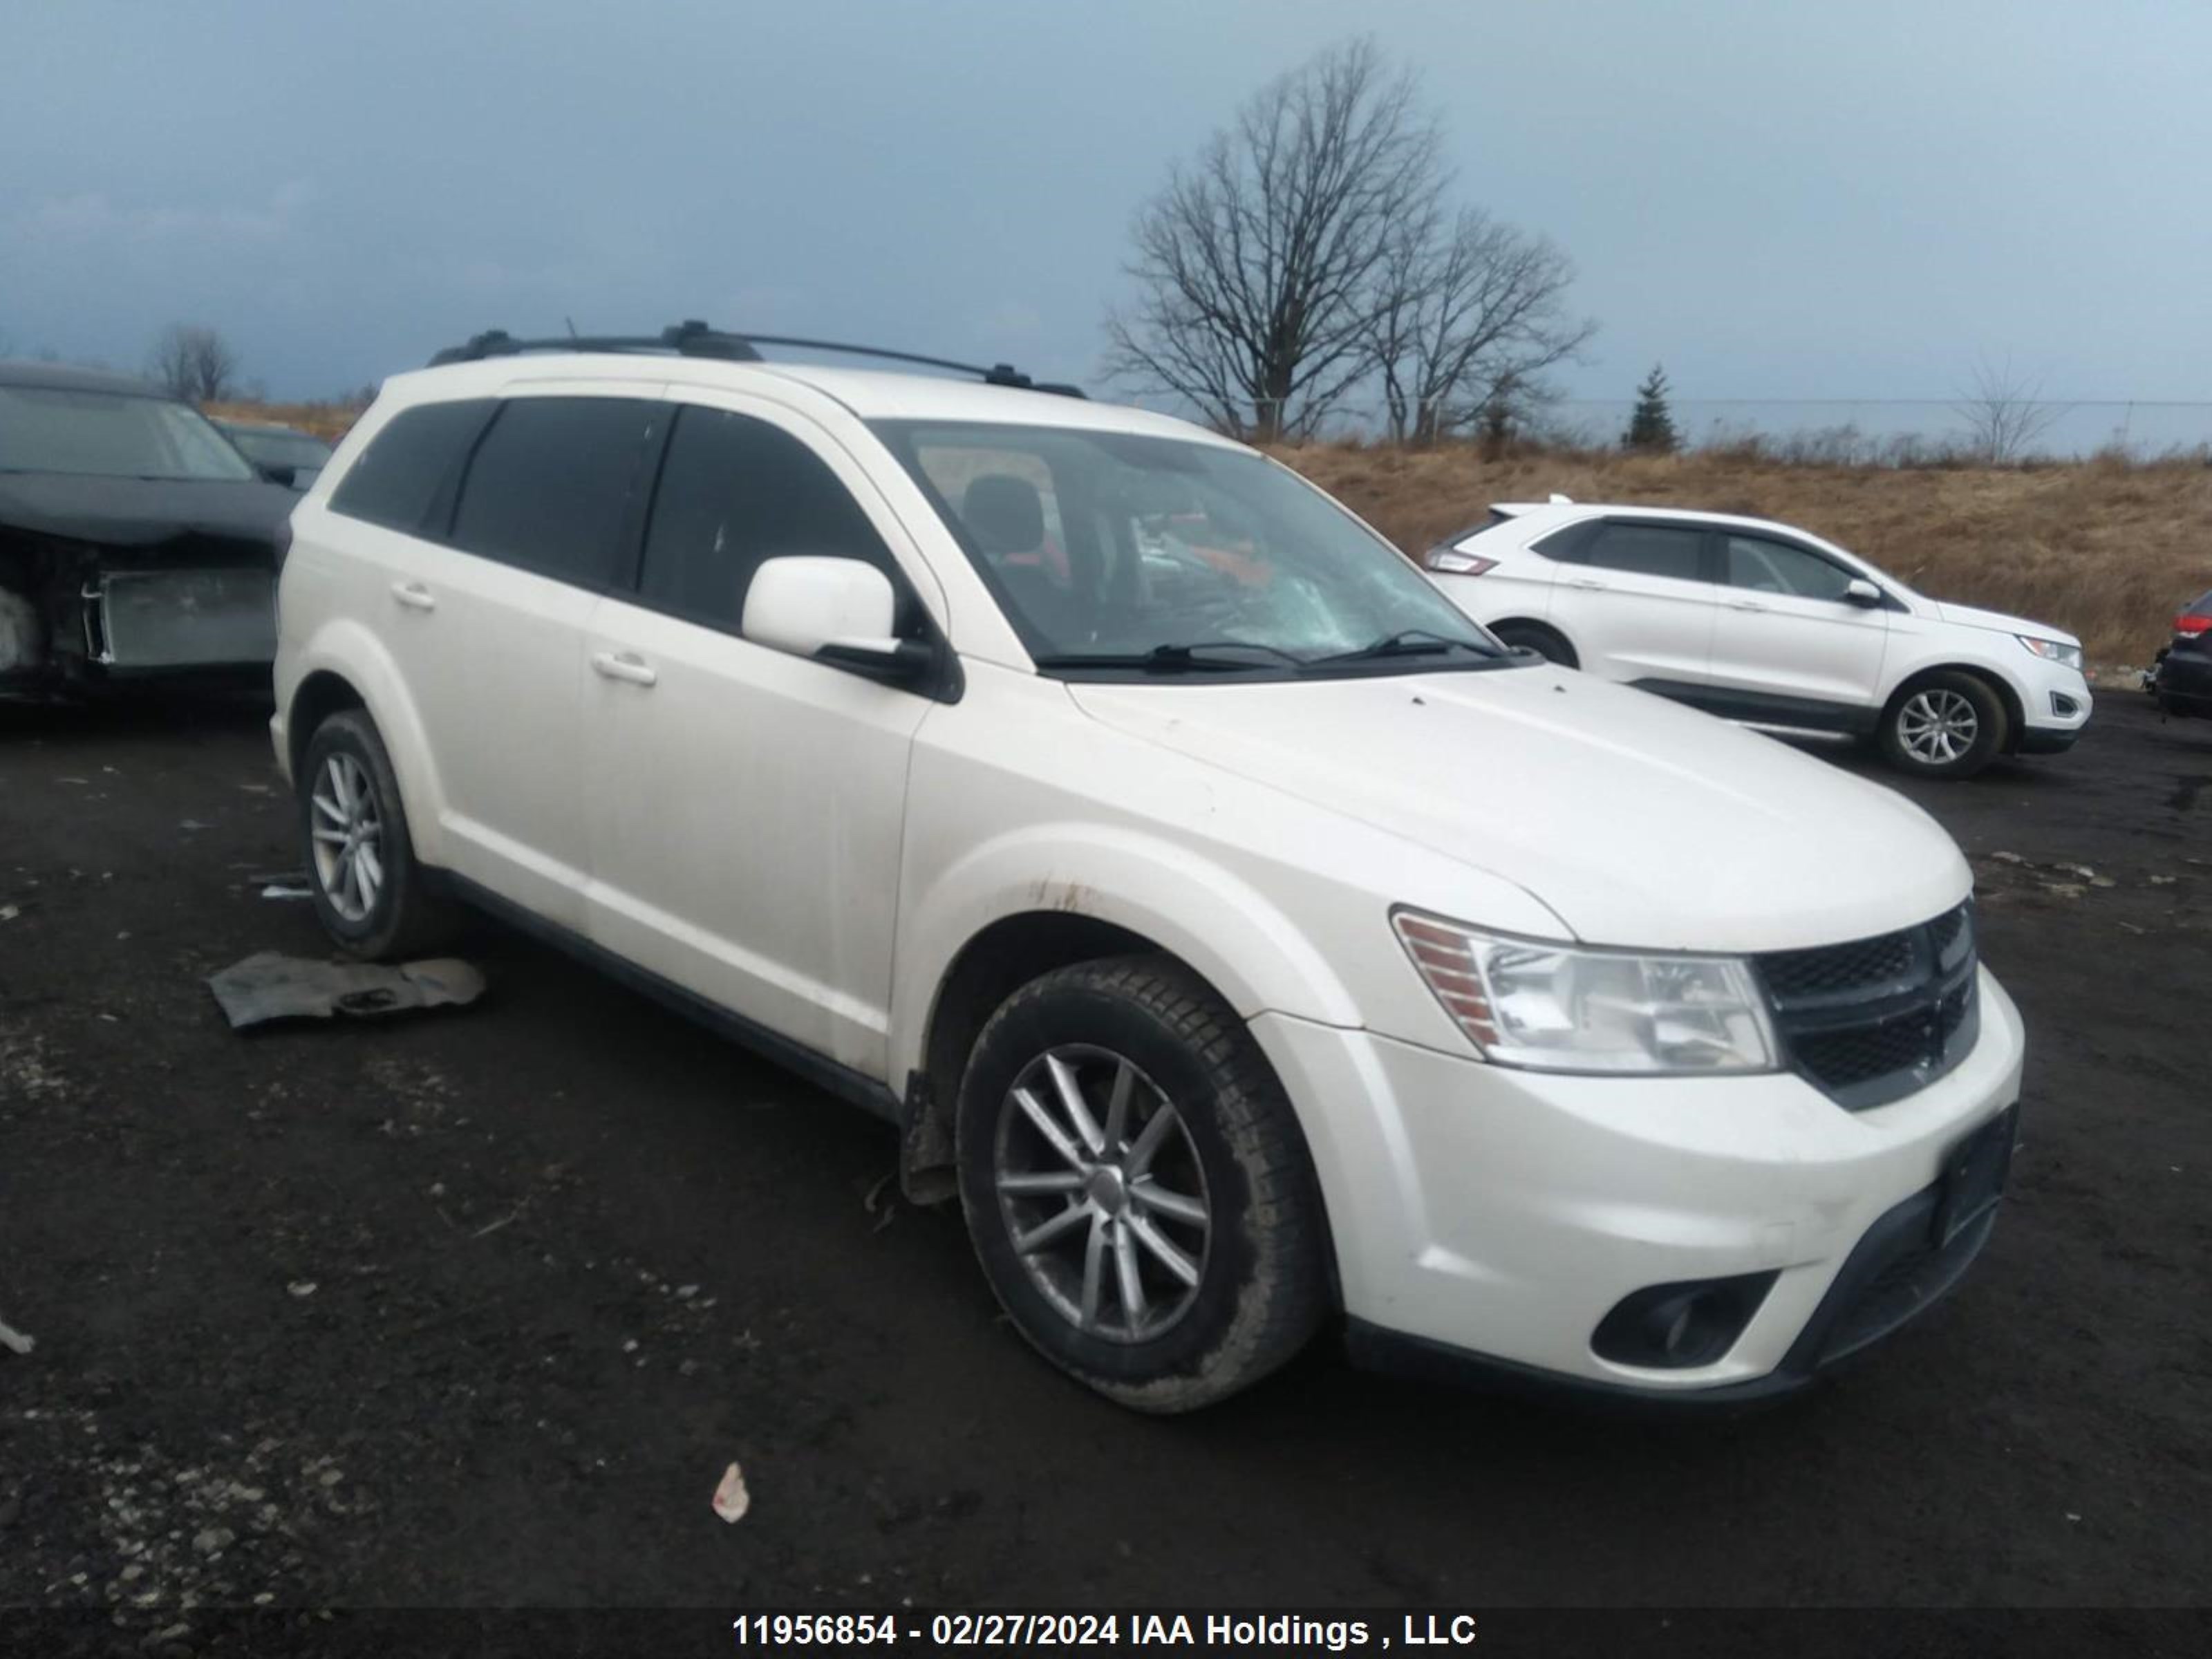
448 396 665 588
328 399 496 534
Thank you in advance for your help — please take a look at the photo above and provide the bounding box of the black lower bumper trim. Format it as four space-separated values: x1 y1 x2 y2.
1347 1105 2015 1413
2015 725 2083 754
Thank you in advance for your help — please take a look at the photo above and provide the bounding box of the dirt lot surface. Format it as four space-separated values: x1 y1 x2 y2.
2 688 2207 1624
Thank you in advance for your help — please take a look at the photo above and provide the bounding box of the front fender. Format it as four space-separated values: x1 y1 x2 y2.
888 823 1366 1088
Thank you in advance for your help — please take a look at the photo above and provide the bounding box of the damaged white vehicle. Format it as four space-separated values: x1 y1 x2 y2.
272 325 2025 1412
0 362 294 696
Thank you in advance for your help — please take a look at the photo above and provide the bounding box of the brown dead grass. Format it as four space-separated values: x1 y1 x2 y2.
204 400 364 443
1269 442 2212 671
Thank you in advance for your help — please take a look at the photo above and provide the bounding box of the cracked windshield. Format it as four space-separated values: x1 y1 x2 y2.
874 420 1502 671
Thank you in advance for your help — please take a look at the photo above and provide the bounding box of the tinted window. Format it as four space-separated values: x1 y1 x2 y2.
1531 521 1597 562
1723 534 1855 600
1584 523 1706 582
330 399 494 534
637 406 899 630
450 397 661 586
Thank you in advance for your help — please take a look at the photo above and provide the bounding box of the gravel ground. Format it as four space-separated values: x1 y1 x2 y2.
1 688 2207 1627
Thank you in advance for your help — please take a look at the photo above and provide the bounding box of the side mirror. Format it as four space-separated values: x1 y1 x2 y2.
261 463 298 489
1843 577 1884 608
742 556 933 684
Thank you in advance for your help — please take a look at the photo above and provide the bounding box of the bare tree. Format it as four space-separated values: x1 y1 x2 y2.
147 324 240 404
1951 357 2063 463
1367 207 1594 445
1104 38 1443 441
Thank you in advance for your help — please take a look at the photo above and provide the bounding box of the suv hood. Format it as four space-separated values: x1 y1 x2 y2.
1068 666 1969 955
1929 597 2077 646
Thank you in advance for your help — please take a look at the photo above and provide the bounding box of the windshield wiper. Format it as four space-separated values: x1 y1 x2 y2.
1311 628 1498 665
1031 640 1308 674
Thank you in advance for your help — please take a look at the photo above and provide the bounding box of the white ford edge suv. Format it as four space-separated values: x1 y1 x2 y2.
1425 500 2092 778
272 326 2024 1412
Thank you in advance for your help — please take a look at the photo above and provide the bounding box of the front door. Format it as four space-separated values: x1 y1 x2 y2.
1706 532 1891 728
581 395 936 1079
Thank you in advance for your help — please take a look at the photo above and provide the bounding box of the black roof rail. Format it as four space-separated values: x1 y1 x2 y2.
425 320 1085 397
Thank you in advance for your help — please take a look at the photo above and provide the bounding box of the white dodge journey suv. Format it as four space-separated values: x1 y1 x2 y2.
272 324 2024 1412
1425 500 2091 778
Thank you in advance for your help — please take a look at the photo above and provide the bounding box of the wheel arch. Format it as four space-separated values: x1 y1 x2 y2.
281 621 451 862
1487 616 1579 668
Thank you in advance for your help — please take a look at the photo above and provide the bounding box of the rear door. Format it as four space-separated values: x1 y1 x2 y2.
1706 532 1891 728
1543 518 1718 688
402 385 668 928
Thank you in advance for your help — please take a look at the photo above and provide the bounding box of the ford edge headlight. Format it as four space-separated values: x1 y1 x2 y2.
1393 910 1778 1074
2018 635 2083 671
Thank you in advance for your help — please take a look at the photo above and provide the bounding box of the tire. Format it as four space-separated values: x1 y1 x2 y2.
297 709 459 960
1490 620 1577 668
1879 672 2008 780
955 954 1329 1412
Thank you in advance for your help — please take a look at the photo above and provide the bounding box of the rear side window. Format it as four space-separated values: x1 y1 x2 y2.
450 397 664 588
1584 522 1707 583
328 399 494 534
636 406 901 630
1723 534 1855 600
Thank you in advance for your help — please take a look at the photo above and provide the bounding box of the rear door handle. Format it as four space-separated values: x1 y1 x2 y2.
1728 599 1769 612
390 581 436 612
590 650 658 688
1570 577 1609 590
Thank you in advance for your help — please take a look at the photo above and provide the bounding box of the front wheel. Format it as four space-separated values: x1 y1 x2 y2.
955 955 1329 1412
1879 673 2007 779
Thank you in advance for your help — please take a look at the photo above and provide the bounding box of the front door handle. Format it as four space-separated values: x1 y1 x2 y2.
591 650 658 688
390 581 436 612
1728 598 1769 612
1570 577 1609 590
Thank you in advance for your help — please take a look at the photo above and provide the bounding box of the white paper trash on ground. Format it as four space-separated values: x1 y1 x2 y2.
711 1462 750 1524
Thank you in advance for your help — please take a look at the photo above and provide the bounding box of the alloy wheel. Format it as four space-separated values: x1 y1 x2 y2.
1897 688 1980 765
309 753 385 922
993 1044 1212 1343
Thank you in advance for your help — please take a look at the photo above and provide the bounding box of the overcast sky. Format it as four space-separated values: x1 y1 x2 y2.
3 0 2206 408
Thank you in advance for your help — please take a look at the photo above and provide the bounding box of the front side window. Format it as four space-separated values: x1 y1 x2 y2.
330 399 496 534
871 420 1506 675
449 397 662 588
1583 523 1707 583
1723 534 1855 601
0 385 257 482
637 406 901 630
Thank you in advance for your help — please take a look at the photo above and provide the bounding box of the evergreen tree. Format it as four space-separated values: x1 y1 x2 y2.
1624 363 1678 453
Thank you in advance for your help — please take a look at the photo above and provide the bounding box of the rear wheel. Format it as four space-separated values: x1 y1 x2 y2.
955 955 1328 1412
299 709 459 959
1490 619 1577 668
1879 672 2007 780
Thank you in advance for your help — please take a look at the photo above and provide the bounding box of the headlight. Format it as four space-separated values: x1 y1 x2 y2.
1392 911 1777 1075
2018 635 2083 671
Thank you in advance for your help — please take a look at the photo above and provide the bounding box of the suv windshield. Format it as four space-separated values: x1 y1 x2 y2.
872 420 1506 675
0 385 259 482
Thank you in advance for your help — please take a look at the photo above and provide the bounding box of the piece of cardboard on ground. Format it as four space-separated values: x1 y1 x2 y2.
207 951 485 1029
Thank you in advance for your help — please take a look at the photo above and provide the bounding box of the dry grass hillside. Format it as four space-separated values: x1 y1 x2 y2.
1272 442 2212 671
205 400 364 442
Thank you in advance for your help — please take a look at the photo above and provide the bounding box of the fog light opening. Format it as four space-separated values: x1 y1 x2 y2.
1593 1271 1780 1371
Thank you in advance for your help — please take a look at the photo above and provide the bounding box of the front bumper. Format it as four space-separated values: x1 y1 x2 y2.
1248 968 2025 1402
2015 658 2092 749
